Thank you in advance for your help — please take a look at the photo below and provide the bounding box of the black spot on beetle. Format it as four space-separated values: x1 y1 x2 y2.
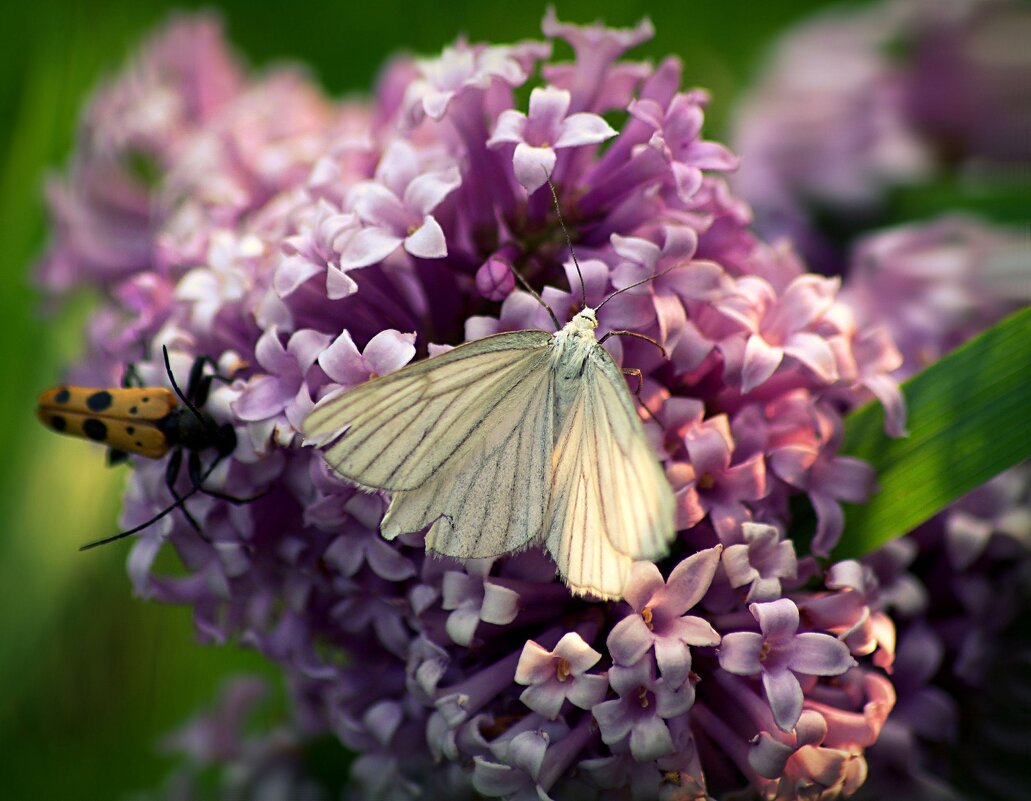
129 406 138 415
54 388 71 404
83 418 108 442
126 425 135 435
86 390 113 412
50 415 67 432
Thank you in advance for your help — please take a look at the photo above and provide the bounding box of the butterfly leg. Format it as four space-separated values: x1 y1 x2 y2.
599 330 667 359
621 367 661 424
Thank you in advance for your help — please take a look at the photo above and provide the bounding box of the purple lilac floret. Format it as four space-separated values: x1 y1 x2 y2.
38 11 910 799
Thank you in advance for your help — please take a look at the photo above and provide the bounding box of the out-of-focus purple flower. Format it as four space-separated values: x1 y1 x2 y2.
720 598 856 731
841 215 1030 378
607 548 721 689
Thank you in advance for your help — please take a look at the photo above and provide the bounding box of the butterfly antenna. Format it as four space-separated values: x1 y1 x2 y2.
507 263 561 331
543 171 586 311
79 456 222 551
595 263 681 314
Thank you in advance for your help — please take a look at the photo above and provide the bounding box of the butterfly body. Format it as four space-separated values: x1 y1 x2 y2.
304 307 676 600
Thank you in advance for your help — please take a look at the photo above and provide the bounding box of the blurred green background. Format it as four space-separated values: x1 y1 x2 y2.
0 1 867 797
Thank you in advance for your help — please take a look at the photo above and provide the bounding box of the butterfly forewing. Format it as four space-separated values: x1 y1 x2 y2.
381 364 555 558
304 330 552 491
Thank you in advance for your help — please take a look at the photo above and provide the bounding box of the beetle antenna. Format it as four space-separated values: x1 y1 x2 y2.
163 346 221 439
78 456 223 550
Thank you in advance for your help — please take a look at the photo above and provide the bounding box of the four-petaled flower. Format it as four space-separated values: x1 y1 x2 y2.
607 548 722 689
592 658 694 761
341 140 461 269
488 85 616 193
515 632 609 719
719 598 856 731
723 522 798 602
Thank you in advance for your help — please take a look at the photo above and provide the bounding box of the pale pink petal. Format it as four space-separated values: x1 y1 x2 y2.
326 265 359 300
553 631 602 674
362 329 417 376
566 673 608 710
403 168 461 216
810 491 845 557
274 254 321 297
404 215 448 259
654 636 691 689
789 633 855 676
338 227 403 269
784 331 838 383
479 583 519 625
669 615 721 647
254 326 291 374
661 545 722 615
519 681 566 720
763 668 804 731
318 330 366 386
487 109 527 147
610 233 661 272
287 329 333 374
629 715 675 761
742 335 784 393
753 598 799 641
622 560 666 611
515 640 557 685
351 183 408 231
553 111 617 148
512 143 557 193
232 375 287 421
606 613 654 667
718 631 763 675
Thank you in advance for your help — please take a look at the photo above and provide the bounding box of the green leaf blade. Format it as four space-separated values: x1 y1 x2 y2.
833 306 1031 559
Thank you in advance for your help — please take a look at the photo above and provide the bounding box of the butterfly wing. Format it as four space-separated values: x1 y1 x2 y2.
381 362 556 558
303 330 553 492
545 344 675 599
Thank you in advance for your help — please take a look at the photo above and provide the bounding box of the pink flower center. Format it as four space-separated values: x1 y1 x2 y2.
556 657 572 682
637 686 650 708
641 606 655 630
698 472 716 491
759 640 772 661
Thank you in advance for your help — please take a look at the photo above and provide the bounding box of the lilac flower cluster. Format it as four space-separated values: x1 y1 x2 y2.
39 12 910 799
729 1 1031 793
730 0 1031 270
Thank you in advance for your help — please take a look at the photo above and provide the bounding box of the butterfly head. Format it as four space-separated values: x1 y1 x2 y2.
570 307 598 331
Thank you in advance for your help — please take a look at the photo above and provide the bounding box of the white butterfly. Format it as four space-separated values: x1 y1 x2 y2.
304 190 675 599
